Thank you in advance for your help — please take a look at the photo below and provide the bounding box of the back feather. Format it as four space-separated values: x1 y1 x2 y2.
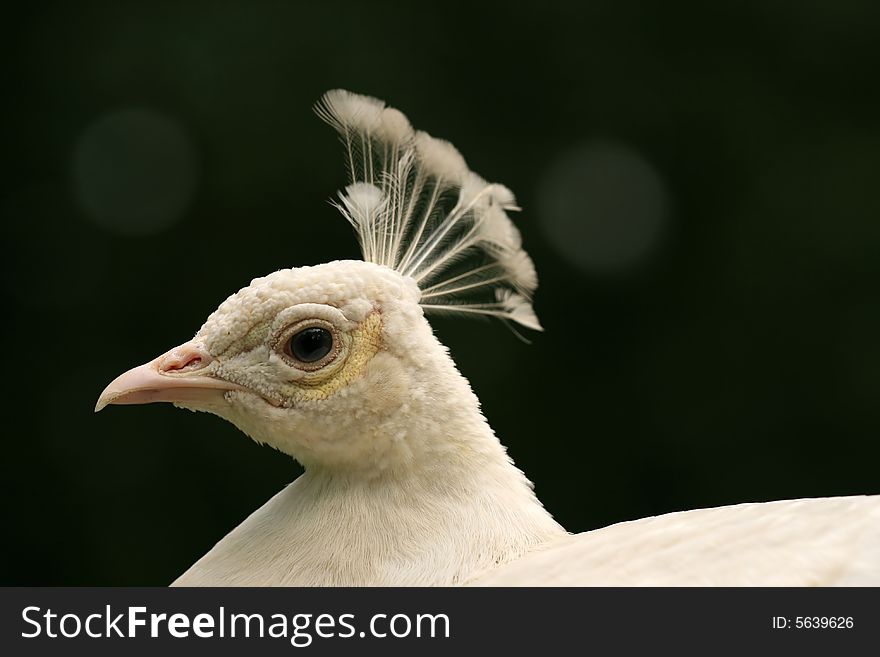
315 90 542 331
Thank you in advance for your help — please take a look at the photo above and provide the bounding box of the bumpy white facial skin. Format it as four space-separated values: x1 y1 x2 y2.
184 260 449 472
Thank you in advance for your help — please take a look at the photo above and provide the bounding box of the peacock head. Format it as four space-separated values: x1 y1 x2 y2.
96 90 541 471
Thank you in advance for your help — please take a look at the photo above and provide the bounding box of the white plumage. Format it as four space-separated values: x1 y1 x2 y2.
473 496 880 586
96 91 880 586
315 89 542 331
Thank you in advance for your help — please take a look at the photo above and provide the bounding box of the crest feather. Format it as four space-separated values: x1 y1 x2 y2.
315 90 542 331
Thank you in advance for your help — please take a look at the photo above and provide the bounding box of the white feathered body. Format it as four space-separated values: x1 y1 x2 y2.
471 496 880 586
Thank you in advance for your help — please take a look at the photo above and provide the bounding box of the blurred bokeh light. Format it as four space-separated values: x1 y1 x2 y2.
73 109 197 235
538 142 668 274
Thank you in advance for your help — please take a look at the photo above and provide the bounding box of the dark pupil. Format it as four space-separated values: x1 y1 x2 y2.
289 327 333 363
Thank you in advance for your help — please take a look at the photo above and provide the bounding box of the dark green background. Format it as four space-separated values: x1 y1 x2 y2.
2 1 878 585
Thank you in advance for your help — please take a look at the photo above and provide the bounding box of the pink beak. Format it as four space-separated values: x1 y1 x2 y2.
95 341 245 412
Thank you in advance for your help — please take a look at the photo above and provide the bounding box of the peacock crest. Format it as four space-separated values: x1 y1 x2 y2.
315 90 541 331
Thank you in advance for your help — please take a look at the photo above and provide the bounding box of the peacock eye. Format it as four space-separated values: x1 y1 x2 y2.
288 327 333 362
275 319 342 372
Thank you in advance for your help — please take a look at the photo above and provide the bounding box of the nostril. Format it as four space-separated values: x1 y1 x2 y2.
158 346 212 374
170 355 202 372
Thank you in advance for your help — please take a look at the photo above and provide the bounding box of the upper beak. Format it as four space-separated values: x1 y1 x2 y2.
95 340 245 412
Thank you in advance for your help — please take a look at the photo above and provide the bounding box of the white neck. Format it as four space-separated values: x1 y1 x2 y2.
174 334 565 586
174 416 564 586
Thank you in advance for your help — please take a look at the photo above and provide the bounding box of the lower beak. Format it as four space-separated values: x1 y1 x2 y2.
95 341 245 412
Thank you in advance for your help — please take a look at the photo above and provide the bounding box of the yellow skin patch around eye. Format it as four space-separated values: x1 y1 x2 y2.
281 311 383 403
